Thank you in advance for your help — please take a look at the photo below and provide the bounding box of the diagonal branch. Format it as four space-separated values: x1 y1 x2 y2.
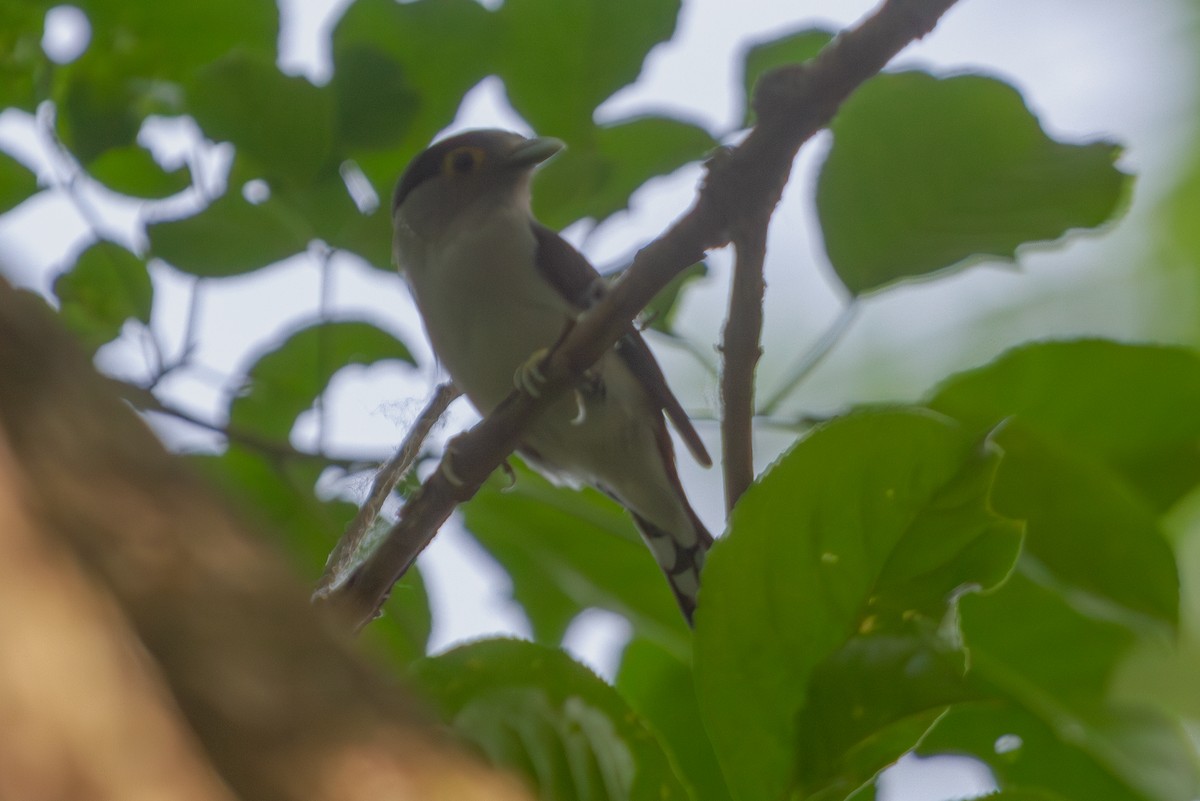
318 0 963 631
314 382 460 598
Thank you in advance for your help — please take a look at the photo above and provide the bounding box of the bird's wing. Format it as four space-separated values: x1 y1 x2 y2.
531 223 711 467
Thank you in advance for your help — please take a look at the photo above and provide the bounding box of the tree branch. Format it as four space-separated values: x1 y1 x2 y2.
721 219 768 513
319 0 963 631
314 382 460 599
117 380 389 467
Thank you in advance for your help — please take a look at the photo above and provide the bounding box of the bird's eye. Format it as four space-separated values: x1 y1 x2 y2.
443 146 485 176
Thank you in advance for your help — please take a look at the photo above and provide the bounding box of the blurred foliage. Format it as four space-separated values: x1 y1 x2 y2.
2 1 1199 800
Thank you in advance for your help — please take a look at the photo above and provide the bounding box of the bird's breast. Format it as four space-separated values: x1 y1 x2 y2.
401 208 573 412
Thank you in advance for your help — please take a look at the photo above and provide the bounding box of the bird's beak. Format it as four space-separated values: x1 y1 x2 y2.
505 137 565 169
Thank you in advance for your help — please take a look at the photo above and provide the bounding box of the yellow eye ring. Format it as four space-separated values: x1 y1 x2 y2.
443 146 485 175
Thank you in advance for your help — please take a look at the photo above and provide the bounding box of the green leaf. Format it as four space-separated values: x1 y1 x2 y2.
147 191 308 277
0 1 52 110
929 340 1200 511
615 639 731 801
817 72 1130 295
274 172 395 272
78 0 277 80
58 69 144 161
331 0 495 189
497 0 681 140
229 321 414 441
187 52 333 186
52 241 152 352
87 144 190 198
462 463 691 657
694 409 1020 801
414 639 691 801
919 702 1199 801
989 422 1178 625
740 28 834 126
795 633 977 799
53 0 277 160
532 115 716 230
0 151 38 214
923 572 1200 801
962 571 1134 712
330 45 421 152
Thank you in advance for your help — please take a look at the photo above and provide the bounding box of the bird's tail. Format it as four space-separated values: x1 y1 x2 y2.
630 508 713 625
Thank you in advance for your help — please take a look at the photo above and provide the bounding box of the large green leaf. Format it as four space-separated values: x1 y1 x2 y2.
462 463 691 657
929 340 1200 511
962 571 1134 712
532 115 716 230
795 633 977 800
817 72 1129 295
497 0 681 141
694 409 1020 801
919 572 1200 801
920 695 1199 801
52 241 152 352
989 422 1178 625
615 638 730 801
229 321 413 441
147 191 309 277
187 52 333 187
415 639 691 801
739 27 834 126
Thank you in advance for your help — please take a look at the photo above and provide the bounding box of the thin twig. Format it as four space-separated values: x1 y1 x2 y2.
37 105 125 246
759 300 860 415
318 0 963 631
721 219 768 513
116 380 383 468
313 382 460 598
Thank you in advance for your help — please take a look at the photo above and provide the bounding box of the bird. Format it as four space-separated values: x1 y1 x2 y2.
391 128 713 624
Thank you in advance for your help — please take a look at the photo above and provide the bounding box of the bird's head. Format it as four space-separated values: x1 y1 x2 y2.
391 129 563 243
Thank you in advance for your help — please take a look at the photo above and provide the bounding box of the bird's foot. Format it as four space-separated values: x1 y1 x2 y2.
439 443 466 487
514 348 550 398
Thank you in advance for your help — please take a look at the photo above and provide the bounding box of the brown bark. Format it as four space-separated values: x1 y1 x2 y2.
0 279 532 800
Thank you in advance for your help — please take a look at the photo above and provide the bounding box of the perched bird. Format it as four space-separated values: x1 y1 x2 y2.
392 129 713 623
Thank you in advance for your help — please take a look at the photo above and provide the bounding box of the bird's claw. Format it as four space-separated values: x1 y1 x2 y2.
514 348 550 398
440 443 466 487
499 459 518 490
570 388 587 425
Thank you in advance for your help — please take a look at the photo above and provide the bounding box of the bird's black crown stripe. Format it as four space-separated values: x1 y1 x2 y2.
391 130 520 213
